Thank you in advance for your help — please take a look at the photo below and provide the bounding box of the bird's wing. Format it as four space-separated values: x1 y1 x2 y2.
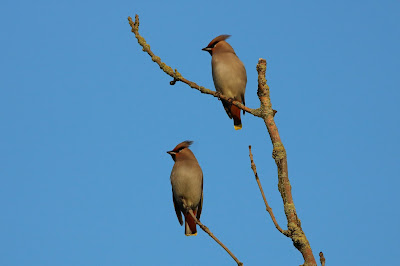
242 94 246 115
221 101 233 118
172 192 183 225
196 178 203 220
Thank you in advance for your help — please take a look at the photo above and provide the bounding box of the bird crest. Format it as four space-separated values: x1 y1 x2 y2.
205 34 231 48
172 140 193 152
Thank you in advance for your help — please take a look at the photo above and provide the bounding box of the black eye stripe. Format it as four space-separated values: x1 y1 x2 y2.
210 42 218 48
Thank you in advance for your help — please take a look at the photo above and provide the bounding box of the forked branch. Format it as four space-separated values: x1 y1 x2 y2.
128 13 318 266
256 59 317 265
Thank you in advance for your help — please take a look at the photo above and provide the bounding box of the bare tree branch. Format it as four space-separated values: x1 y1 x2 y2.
319 252 326 266
248 145 288 236
127 15 261 117
255 59 316 265
187 209 243 266
128 13 318 266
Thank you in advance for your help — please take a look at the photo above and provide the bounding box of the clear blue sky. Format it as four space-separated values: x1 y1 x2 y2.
1 1 399 265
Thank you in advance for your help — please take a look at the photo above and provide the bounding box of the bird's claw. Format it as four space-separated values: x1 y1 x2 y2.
215 92 222 100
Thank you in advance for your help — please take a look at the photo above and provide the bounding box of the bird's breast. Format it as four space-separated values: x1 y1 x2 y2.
211 53 247 98
170 161 203 208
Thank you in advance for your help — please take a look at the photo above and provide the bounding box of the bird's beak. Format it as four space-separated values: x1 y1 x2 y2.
202 47 211 51
167 151 176 155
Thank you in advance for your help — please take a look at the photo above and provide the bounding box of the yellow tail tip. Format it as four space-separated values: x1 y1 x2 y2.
234 124 242 130
185 232 197 236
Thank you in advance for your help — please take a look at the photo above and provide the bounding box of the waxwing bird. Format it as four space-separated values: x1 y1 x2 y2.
202 35 247 130
167 141 203 236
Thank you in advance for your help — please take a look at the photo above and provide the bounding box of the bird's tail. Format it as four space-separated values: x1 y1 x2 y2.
184 210 197 236
231 105 242 130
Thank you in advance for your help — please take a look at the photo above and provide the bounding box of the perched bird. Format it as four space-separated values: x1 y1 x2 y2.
167 141 203 236
202 35 247 130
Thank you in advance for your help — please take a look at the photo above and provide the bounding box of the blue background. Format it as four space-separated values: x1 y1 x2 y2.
1 1 399 265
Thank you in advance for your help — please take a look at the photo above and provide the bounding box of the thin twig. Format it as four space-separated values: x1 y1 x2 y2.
319 252 325 266
248 145 288 236
187 209 243 266
127 14 262 117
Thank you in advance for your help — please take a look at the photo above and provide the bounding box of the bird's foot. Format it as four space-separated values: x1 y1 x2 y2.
215 91 222 100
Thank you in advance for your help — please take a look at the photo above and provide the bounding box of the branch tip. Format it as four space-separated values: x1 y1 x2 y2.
248 146 286 235
319 252 325 266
